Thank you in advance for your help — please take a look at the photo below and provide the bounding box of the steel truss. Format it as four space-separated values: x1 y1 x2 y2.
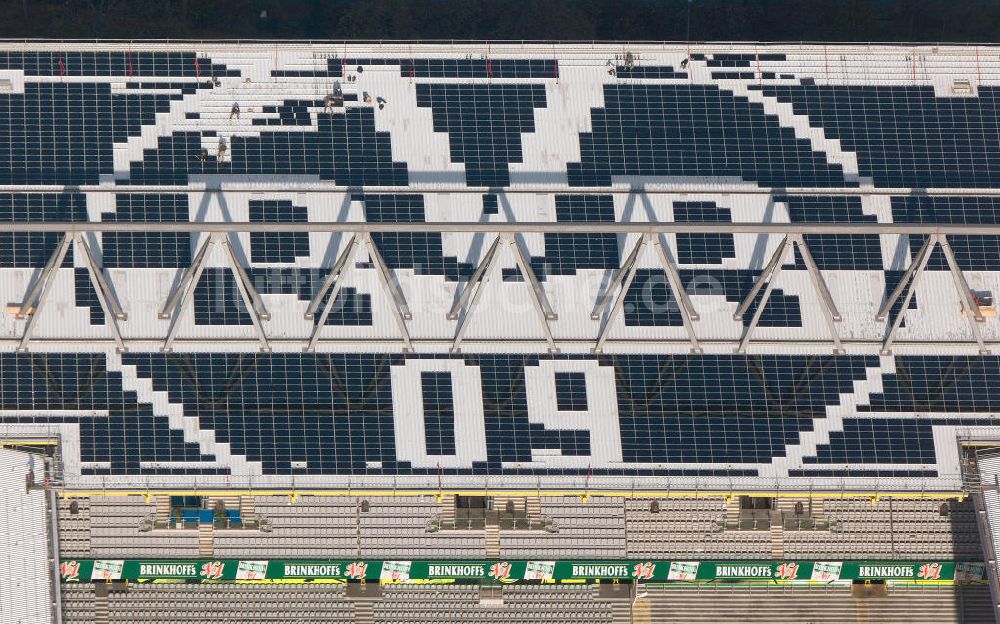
4 221 999 354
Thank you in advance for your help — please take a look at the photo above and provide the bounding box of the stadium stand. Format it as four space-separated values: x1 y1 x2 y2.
1 41 1000 622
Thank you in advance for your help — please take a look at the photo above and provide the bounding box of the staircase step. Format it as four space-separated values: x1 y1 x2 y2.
197 522 214 559
485 523 500 558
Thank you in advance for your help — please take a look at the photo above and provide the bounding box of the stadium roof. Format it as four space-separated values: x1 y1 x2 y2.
0 41 999 493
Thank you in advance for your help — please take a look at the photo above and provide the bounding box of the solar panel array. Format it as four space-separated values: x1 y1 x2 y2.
0 44 999 489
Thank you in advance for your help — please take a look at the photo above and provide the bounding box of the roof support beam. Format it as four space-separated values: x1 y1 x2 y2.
593 235 645 354
74 234 127 353
881 234 935 355
591 234 644 321
877 235 933 322
503 232 558 352
9 222 1000 235
449 233 558 354
15 233 72 352
507 232 558 322
736 236 792 354
364 233 412 353
593 233 702 354
790 234 843 354
449 236 503 354
651 234 702 353
221 235 270 322
15 233 71 320
159 234 213 320
217 235 270 353
881 234 990 355
305 234 359 353
161 234 215 353
76 234 126 321
305 234 357 321
940 235 989 354
448 235 502 322
735 235 788 323
162 232 272 351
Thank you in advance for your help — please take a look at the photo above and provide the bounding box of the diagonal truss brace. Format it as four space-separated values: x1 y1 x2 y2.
305 234 358 353
305 233 412 353
735 235 844 354
592 233 701 354
364 232 413 352
74 233 128 352
880 234 989 355
16 233 129 353
161 233 270 353
449 232 558 354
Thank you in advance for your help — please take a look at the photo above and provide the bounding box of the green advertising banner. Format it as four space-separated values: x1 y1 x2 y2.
58 559 986 585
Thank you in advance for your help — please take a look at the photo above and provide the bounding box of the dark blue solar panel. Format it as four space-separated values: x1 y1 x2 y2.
0 84 184 185
891 195 1000 224
74 267 105 325
712 72 776 80
673 201 736 265
780 196 882 270
250 99 322 127
862 356 1000 413
755 85 1000 188
127 353 405 475
0 51 235 77
421 371 456 455
569 84 846 187
625 269 802 327
249 200 309 264
533 195 619 278
363 194 472 280
0 193 86 267
102 194 189 268
615 65 686 79
347 57 558 78
891 196 1000 271
129 108 408 186
0 353 214 474
555 372 588 411
310 286 373 326
482 194 499 215
194 268 253 326
790 469 939 478
611 354 873 463
803 419 936 464
907 234 1000 271
195 267 372 326
2 352 998 475
415 83 547 186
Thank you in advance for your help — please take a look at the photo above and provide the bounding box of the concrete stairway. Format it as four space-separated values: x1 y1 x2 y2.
197 522 214 558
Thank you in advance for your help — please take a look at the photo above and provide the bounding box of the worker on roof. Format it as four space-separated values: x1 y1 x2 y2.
376 96 386 110
217 138 227 164
197 148 208 166
324 94 342 113
230 102 240 120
